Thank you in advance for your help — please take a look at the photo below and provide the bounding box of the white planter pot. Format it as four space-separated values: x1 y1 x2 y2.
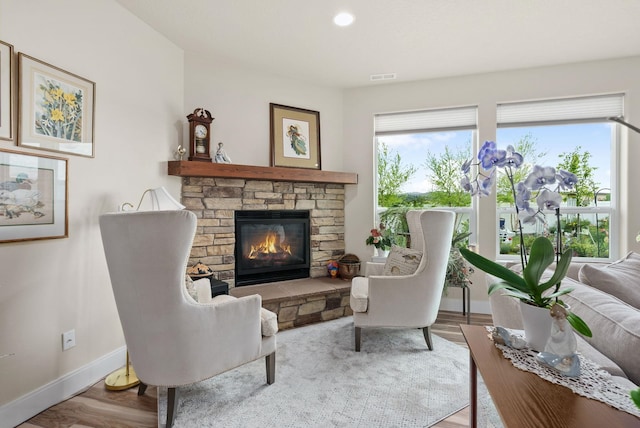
519 301 552 351
373 247 389 258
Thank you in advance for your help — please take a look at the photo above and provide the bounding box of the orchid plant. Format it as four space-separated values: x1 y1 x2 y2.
459 141 591 337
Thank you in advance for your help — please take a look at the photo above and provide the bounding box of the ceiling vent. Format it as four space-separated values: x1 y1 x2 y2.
370 73 397 82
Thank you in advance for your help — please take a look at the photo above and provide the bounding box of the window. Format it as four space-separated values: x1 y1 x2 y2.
374 106 477 245
495 94 622 260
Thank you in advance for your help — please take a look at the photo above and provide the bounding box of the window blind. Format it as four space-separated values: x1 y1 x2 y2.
497 94 624 127
375 106 477 136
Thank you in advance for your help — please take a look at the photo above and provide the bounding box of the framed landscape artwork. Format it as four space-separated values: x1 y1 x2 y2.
0 40 14 141
0 148 68 243
270 103 321 169
18 53 95 157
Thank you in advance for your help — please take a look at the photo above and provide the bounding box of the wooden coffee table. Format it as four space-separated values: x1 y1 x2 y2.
460 324 639 427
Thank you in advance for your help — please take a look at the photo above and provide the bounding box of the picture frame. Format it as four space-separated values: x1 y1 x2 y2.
0 148 68 243
0 40 14 141
18 53 95 157
270 103 321 169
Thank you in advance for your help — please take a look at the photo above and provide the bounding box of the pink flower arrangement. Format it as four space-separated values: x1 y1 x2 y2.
365 224 393 250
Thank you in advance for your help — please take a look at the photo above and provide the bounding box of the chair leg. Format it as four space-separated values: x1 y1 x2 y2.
266 351 276 385
462 285 467 315
464 285 471 325
355 326 361 352
166 387 179 428
423 326 433 350
137 382 148 396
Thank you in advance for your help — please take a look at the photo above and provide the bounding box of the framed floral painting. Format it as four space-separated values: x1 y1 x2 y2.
18 53 95 157
0 40 14 141
0 148 68 243
270 103 321 169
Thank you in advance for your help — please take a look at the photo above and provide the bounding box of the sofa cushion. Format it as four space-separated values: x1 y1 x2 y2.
563 282 640 385
578 252 640 309
383 245 422 276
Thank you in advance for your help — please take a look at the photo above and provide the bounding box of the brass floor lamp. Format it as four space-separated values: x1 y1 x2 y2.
105 187 184 391
105 351 139 391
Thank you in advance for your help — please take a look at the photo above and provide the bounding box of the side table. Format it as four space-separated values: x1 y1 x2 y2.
447 281 471 324
209 277 229 297
460 324 639 428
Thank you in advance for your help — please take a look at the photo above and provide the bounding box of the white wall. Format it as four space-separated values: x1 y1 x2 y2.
343 57 640 308
183 54 344 172
0 0 183 424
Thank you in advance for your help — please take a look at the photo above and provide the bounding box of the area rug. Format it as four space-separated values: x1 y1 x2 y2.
158 316 501 427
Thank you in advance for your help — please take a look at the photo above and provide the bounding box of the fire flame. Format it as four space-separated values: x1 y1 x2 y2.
248 231 292 259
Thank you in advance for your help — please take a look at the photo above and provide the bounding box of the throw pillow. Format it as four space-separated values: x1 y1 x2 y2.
383 245 423 276
185 275 198 301
578 252 640 309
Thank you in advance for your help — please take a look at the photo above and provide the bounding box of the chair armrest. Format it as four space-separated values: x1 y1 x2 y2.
189 294 264 370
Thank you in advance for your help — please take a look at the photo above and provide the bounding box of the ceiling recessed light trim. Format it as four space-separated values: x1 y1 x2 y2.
333 12 354 27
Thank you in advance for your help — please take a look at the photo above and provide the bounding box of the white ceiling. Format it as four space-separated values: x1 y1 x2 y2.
115 0 640 89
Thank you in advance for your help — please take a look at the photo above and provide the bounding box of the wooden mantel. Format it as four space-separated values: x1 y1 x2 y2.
168 161 358 185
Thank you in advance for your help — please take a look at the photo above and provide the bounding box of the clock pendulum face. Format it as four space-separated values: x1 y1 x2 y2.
194 125 208 153
187 108 214 162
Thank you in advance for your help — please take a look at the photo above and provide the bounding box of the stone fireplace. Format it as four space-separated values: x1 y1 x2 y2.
180 176 347 288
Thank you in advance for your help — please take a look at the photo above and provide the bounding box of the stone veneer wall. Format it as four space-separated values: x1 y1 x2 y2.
181 177 346 288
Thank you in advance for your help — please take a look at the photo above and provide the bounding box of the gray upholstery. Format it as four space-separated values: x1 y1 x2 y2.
100 210 276 427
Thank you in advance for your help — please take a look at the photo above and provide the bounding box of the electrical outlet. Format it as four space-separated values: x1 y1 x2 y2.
62 329 76 351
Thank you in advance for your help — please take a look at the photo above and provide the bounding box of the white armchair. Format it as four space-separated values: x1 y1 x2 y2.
99 210 276 427
350 210 455 351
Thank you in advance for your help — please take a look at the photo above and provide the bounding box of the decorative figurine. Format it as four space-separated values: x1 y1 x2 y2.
536 303 581 377
175 145 187 160
492 326 527 349
327 260 339 278
214 142 232 163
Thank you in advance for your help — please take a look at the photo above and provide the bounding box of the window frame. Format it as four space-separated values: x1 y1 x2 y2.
493 95 622 262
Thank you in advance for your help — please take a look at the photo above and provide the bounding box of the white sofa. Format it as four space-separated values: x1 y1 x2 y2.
488 253 640 389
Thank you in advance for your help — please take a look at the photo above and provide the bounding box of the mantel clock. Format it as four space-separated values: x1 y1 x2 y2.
187 108 214 162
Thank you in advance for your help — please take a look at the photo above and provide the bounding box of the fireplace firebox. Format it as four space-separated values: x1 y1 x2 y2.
234 210 310 286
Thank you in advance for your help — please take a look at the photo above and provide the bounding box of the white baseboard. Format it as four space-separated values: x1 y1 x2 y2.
0 347 126 428
439 296 492 315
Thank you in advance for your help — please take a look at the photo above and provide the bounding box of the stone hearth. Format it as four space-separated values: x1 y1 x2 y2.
230 277 353 330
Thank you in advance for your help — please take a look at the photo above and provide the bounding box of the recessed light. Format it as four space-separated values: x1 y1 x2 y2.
333 12 354 27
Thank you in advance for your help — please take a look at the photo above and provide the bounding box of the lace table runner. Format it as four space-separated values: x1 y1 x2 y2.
484 326 640 418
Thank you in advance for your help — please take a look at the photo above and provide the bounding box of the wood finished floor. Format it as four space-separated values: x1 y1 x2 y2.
19 310 493 428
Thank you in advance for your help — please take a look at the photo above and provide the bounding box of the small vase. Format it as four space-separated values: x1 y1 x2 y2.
519 301 553 351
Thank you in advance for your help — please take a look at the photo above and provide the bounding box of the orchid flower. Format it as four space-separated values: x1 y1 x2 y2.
524 165 557 190
557 169 578 190
502 145 524 169
478 141 507 170
461 158 472 175
518 207 540 225
515 182 531 211
537 188 562 211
